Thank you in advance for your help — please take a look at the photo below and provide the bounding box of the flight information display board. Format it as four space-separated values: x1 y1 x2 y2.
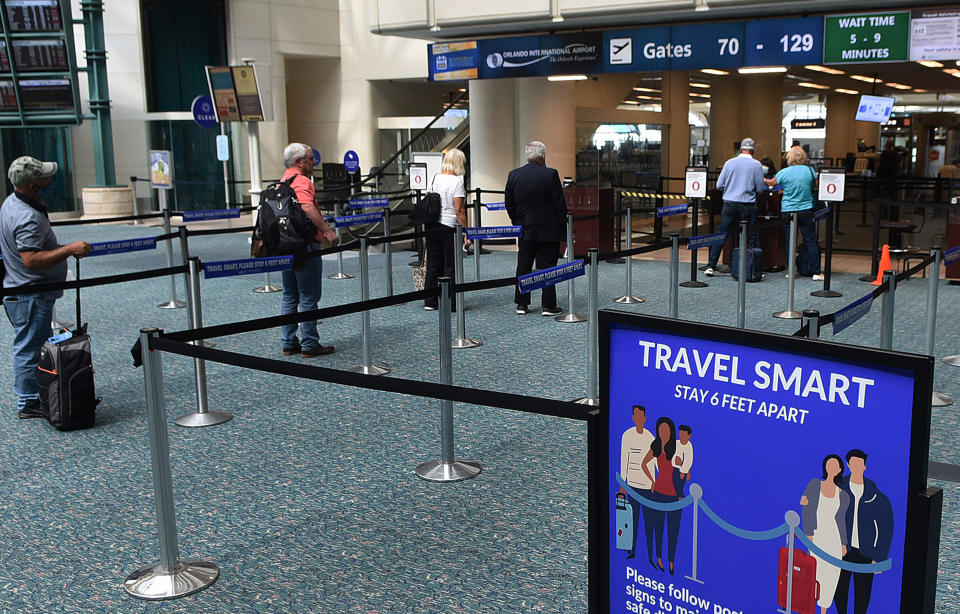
0 0 81 125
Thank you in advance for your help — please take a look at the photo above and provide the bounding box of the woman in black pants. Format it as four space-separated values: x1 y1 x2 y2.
424 148 471 310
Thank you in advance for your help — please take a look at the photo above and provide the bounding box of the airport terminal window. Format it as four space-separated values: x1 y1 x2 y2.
577 123 661 188
0 127 74 212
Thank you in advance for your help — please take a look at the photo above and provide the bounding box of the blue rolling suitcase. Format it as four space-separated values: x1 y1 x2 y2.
616 494 634 550
731 247 763 282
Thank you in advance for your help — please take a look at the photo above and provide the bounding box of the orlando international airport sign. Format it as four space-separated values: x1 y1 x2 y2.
591 311 941 614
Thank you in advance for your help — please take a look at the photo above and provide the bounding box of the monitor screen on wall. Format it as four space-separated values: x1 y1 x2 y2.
855 95 895 123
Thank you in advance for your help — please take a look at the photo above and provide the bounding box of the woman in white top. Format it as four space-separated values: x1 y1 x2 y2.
423 148 471 310
800 454 851 614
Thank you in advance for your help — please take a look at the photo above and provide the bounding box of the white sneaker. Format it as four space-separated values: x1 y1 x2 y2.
812 274 825 281
704 267 715 277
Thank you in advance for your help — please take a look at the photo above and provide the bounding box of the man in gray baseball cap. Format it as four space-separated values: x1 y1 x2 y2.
0 155 90 419
704 138 765 277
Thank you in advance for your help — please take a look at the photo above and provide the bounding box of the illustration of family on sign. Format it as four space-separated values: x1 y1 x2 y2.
616 405 693 575
800 451 893 614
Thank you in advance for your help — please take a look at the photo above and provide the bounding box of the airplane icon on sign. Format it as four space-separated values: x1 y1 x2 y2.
609 37 632 64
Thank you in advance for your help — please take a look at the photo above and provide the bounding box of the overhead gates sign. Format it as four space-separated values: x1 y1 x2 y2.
429 9 960 80
594 312 936 614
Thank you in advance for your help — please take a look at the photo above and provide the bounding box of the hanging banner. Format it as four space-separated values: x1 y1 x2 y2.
596 311 934 614
88 237 157 257
203 256 293 279
517 259 585 294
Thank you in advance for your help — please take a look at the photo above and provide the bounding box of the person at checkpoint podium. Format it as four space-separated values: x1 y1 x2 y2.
704 138 765 277
0 156 91 419
423 148 471 311
279 142 338 359
505 140 567 316
765 147 823 281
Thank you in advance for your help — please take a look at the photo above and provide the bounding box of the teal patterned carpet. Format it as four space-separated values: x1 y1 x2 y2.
0 222 958 613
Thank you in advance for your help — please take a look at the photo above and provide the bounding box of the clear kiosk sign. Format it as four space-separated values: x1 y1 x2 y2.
595 312 935 614
824 12 910 63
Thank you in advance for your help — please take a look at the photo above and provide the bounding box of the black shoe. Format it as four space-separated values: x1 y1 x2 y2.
302 345 335 358
541 307 563 317
282 343 302 356
18 400 43 420
516 305 528 315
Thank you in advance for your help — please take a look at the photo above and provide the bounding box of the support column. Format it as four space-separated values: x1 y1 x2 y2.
825 93 879 164
709 76 744 171
469 79 516 226
741 75 784 163
515 78 577 181
662 70 690 193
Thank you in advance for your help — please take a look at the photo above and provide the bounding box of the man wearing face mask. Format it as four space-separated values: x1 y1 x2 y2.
0 156 90 419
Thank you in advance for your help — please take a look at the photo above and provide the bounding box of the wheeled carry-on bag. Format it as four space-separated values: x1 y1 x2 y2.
616 493 634 551
730 247 764 282
777 547 819 614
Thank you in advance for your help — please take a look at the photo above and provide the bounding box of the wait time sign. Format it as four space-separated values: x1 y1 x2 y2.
824 11 910 63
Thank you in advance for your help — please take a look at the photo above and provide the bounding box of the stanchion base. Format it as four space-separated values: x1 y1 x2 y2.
684 575 705 585
452 337 482 349
811 290 843 298
123 560 219 600
614 296 645 304
858 274 876 282
943 355 960 367
773 310 804 320
415 460 482 482
253 285 282 293
679 280 708 288
175 410 233 428
156 300 187 309
572 396 600 406
328 272 354 280
349 364 390 376
932 391 953 407
555 312 587 323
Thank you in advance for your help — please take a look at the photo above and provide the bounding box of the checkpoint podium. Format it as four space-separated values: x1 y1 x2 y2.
564 187 614 258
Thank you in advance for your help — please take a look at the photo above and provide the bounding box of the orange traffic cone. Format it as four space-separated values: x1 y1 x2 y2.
871 244 891 285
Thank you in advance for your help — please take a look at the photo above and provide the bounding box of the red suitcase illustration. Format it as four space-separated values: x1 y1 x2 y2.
777 547 820 614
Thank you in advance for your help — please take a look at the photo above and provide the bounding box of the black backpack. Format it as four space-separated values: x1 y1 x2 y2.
38 328 101 431
251 177 316 264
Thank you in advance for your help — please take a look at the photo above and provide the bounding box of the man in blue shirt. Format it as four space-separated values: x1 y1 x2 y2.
0 156 90 419
705 138 766 276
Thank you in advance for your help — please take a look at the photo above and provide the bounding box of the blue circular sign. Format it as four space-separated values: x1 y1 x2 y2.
343 150 359 173
191 95 218 129
312 147 321 166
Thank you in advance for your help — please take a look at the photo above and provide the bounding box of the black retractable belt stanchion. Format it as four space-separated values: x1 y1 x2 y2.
415 277 481 482
737 222 747 329
124 328 219 600
924 248 953 407
573 248 599 406
860 200 883 282
329 200 354 280
177 227 213 348
157 208 187 309
774 212 803 320
349 237 389 375
680 199 708 287
879 270 896 350
556 213 587 323
452 224 481 349
175 258 232 428
614 205 644 304
473 187 483 279
384 207 393 296
411 189 424 267
811 205 842 298
803 310 820 339
669 233 679 319
610 191 625 264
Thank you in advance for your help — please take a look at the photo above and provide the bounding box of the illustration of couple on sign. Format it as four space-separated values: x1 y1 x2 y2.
617 405 693 575
800 450 893 614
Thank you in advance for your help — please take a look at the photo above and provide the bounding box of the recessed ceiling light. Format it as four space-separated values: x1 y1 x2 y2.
738 66 788 74
457 88 466 92
850 75 875 82
633 95 660 100
690 92 711 98
885 82 911 90
917 60 943 68
701 69 728 76
914 88 928 93
689 82 710 88
622 100 640 105
633 87 660 93
547 74 588 81
944 68 960 78
835 88 859 94
805 65 845 75
798 82 829 90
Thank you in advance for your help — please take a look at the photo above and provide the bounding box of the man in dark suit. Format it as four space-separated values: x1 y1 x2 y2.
505 141 568 316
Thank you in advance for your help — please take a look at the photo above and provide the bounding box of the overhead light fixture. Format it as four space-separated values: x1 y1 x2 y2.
633 95 661 100
701 69 728 76
694 0 710 11
457 88 466 92
917 60 943 68
850 74 875 82
622 100 641 105
547 74 588 81
738 66 788 74
690 92 711 98
798 82 829 90
944 68 960 77
690 82 710 88
804 65 845 75
835 88 859 94
885 82 911 90
914 88 928 93
633 87 660 93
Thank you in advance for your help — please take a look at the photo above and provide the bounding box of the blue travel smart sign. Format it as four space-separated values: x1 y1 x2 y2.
88 237 158 257
517 259 585 294
203 256 293 279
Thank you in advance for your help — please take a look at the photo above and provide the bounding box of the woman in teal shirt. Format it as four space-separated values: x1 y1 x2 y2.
766 148 822 279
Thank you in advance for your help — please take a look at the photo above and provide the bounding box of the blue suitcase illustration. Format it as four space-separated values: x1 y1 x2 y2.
616 494 634 550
